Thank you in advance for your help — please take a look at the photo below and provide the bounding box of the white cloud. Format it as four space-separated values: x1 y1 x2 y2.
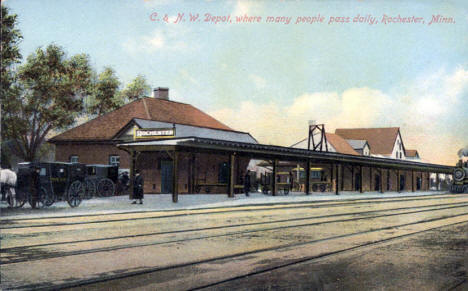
123 21 194 53
209 68 468 165
180 69 200 86
400 67 468 130
249 74 266 89
232 0 262 16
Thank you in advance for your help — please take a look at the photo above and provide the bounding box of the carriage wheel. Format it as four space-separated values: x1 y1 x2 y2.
68 181 84 208
6 188 27 208
312 184 318 192
97 178 115 197
17 189 28 208
28 187 48 209
42 187 55 207
319 184 327 192
84 179 96 199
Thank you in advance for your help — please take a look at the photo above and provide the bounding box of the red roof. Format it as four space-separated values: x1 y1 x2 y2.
326 133 360 156
406 149 419 157
50 98 233 141
335 127 400 155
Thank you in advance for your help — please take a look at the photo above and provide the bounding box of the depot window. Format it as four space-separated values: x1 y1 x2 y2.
69 155 79 163
218 162 229 184
310 171 321 179
109 155 120 167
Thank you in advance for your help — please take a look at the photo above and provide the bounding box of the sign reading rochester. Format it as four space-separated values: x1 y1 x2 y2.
134 128 175 139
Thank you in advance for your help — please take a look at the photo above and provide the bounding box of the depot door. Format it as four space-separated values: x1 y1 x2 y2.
355 174 361 191
399 175 406 191
161 160 173 194
374 175 381 191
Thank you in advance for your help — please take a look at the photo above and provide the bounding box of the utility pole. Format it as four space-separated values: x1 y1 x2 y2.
1 101 2 167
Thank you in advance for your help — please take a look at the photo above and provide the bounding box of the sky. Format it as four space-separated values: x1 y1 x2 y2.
4 0 468 166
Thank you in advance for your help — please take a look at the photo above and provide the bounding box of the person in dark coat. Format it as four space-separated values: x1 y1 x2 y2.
244 170 251 197
289 171 294 191
132 169 144 204
30 167 41 209
121 172 130 190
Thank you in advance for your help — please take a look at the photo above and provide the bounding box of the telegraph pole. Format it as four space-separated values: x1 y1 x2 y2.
1 100 2 167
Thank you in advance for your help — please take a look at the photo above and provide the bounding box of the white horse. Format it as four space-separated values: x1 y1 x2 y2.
1 168 18 206
1 168 17 186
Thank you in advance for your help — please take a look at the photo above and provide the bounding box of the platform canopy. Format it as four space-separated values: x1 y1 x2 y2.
118 137 454 174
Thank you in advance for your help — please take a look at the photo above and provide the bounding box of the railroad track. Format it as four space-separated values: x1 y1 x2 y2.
190 220 468 291
1 193 465 229
2 200 467 253
15 213 468 291
2 202 468 265
2 194 468 290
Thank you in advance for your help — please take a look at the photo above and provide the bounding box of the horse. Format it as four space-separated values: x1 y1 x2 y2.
0 168 18 207
1 168 17 186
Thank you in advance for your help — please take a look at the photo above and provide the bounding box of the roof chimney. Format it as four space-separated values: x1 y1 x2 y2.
152 87 169 100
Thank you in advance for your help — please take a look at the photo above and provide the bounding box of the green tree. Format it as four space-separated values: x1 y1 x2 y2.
2 44 93 161
1 5 22 101
121 75 151 101
89 67 123 115
1 5 23 167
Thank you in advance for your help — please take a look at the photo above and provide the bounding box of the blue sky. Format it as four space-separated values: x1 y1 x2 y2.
5 0 468 165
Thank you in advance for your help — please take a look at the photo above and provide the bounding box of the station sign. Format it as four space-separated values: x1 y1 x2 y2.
134 128 176 139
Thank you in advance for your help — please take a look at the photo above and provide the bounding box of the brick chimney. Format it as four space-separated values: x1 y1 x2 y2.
152 87 169 100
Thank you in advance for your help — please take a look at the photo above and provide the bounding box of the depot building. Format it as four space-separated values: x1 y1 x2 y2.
49 88 453 201
50 88 255 195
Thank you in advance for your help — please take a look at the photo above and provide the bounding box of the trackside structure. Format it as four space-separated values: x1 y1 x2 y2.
117 136 453 202
50 88 454 203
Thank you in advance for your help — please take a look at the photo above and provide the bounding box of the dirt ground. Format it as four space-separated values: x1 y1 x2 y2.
206 222 468 291
3 195 467 290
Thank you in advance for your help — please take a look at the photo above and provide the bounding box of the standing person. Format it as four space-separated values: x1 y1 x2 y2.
132 169 144 204
244 170 251 197
122 171 130 191
289 171 294 192
30 167 41 209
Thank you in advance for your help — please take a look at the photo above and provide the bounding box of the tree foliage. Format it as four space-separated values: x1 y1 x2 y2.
121 75 151 101
88 67 123 115
1 6 152 164
1 5 23 167
2 44 93 161
1 5 22 101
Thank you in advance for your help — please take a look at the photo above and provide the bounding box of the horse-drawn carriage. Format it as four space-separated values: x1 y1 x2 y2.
14 162 86 208
2 162 122 209
84 165 119 198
